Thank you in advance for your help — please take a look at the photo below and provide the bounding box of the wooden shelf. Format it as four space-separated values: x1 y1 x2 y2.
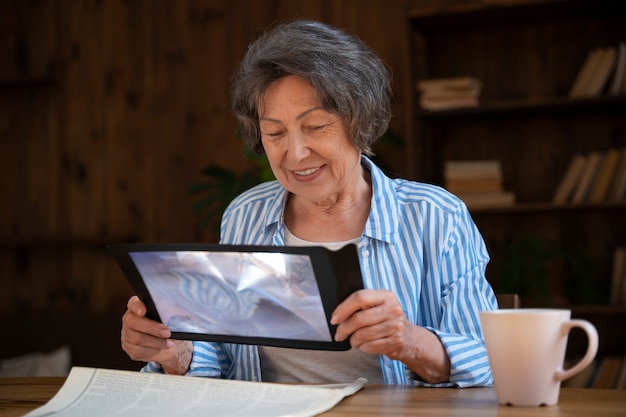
414 95 626 121
572 305 626 315
408 0 626 32
469 201 626 215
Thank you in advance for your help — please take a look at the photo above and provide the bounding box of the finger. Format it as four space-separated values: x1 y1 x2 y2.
331 289 382 325
353 335 400 356
335 293 407 342
348 315 406 349
127 295 146 316
122 309 171 339
123 335 169 362
121 318 174 362
121 320 171 348
334 303 387 342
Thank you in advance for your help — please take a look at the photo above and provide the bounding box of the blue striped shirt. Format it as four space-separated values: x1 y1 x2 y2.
144 156 497 387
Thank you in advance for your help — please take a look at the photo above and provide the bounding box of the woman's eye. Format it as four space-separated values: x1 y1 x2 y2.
306 124 327 132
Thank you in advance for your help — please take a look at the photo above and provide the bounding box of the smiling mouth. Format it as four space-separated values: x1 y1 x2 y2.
294 167 319 176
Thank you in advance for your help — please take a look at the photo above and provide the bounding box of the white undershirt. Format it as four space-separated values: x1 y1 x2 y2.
258 227 384 383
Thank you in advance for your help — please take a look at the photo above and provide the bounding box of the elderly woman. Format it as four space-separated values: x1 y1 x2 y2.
121 19 497 387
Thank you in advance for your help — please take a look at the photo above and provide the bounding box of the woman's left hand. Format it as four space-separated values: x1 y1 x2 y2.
331 289 415 359
331 289 450 383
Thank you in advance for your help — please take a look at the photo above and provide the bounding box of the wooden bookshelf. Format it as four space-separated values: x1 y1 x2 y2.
406 0 626 360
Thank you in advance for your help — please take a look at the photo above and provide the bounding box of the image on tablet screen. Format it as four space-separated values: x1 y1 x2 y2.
129 250 332 341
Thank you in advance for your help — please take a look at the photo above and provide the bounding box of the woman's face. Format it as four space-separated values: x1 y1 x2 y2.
258 75 363 204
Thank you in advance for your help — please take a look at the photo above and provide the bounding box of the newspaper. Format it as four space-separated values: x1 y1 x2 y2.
25 367 367 417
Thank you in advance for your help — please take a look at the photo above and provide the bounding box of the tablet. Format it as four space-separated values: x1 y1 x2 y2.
108 243 363 350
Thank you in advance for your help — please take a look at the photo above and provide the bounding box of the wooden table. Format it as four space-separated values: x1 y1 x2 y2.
1 377 625 417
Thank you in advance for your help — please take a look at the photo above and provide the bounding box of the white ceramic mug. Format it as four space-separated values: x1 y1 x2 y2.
479 309 598 407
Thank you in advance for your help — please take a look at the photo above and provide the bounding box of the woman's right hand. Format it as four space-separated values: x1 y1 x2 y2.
121 295 193 375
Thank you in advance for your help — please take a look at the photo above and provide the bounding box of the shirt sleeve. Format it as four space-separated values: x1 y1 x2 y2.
185 341 228 377
139 341 227 378
431 206 497 387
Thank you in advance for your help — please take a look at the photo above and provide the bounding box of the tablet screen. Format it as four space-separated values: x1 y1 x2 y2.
129 250 332 342
109 243 363 350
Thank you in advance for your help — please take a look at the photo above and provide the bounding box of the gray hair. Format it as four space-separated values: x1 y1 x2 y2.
230 19 392 156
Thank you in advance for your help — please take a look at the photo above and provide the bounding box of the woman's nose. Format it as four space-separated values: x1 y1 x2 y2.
286 132 311 161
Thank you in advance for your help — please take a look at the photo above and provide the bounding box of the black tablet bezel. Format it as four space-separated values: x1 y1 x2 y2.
108 243 363 351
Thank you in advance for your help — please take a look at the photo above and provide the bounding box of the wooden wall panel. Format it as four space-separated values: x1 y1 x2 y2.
0 0 410 368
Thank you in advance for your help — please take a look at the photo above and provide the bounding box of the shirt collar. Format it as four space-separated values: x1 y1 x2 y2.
361 155 398 244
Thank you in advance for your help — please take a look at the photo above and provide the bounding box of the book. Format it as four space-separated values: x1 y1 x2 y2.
610 247 626 305
456 191 515 210
552 154 588 204
445 160 514 208
586 47 618 96
108 243 363 351
621 256 626 308
571 152 604 203
419 96 479 111
609 148 626 201
609 42 626 95
591 356 623 389
569 47 618 97
569 48 604 98
444 160 502 181
607 357 623 388
416 77 481 111
572 42 626 96
416 76 481 92
24 366 367 417
417 88 481 100
617 352 626 389
445 177 503 194
589 357 610 388
588 148 622 202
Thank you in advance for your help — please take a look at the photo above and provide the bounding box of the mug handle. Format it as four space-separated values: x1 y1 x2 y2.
554 319 599 382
